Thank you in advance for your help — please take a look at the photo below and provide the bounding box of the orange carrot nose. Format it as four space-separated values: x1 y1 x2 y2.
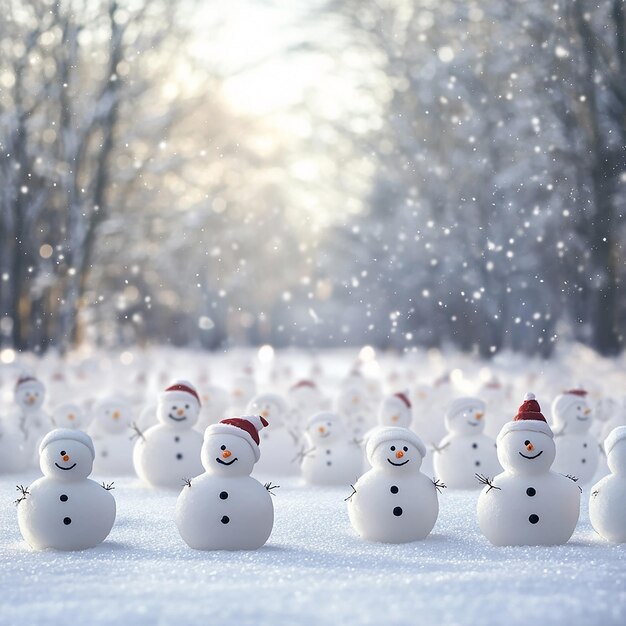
112 410 120 419
526 443 534 451
318 426 325 433
233 389 242 397
352 396 359 404
177 408 184 416
475 412 484 420
63 454 70 462
261 410 269 418
222 450 232 458
68 414 75 421
391 415 399 422
584 408 591 416
396 450 404 459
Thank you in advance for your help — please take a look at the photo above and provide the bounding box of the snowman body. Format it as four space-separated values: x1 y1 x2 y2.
477 405 580 546
589 427 626 543
90 396 135 476
17 429 116 550
301 413 362 486
348 428 438 543
433 398 500 489
176 425 273 550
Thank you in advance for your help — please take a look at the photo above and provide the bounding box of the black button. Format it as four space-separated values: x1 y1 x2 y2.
221 516 230 524
582 459 586 463
176 453 183 460
472 443 478 449
526 487 536 497
529 514 539 524
63 517 71 525
326 461 332 466
475 461 481 466
390 485 399 494
60 494 68 502
393 507 403 517
219 491 228 500
583 443 588 448
175 436 180 442
326 449 331 454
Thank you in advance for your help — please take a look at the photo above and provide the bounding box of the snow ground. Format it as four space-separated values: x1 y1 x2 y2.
1 473 625 626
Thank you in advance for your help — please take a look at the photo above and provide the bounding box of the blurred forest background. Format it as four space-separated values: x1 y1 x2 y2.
0 0 625 358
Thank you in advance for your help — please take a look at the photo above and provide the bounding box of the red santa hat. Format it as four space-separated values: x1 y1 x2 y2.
162 380 201 407
15 375 39 391
205 415 269 461
393 392 411 409
290 379 317 391
497 392 553 444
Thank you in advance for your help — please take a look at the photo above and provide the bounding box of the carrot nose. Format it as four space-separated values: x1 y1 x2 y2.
112 410 120 419
68 414 75 421
177 408 184 416
233 389 242 397
526 443 534 451
396 450 404 459
584 408 591 416
475 412 484 420
318 426 325 433
261 410 269 418
63 454 70 462
222 450 232 458
391 415 399 422
352 396 359 404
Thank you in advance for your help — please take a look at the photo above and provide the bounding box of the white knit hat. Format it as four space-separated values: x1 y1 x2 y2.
366 426 426 462
604 426 626 458
551 389 588 423
39 428 95 460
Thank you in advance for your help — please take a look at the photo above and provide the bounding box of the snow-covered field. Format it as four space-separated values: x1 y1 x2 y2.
1 344 626 625
0 472 625 626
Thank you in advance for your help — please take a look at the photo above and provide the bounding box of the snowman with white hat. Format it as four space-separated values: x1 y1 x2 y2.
133 380 204 489
347 426 443 543
176 415 275 550
16 428 116 550
433 397 501 489
13 375 51 464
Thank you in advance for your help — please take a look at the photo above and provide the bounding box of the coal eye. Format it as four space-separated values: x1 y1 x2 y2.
173 405 177 410
220 445 226 450
524 440 530 446
60 451 66 456
327 422 331 427
185 404 189 409
403 446 408 452
390 446 396 451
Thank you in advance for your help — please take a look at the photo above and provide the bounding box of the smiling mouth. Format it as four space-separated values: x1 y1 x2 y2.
387 458 410 466
318 432 330 438
168 413 187 422
467 421 479 426
576 416 589 421
54 462 77 471
216 457 238 466
519 450 543 460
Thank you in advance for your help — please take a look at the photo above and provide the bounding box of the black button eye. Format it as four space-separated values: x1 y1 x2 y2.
327 422 331 427
524 440 530 446
173 405 177 410
403 446 408 452
60 451 66 456
220 445 226 450
390 446 396 451
185 404 189 409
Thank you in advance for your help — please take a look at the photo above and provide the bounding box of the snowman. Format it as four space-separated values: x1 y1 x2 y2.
52 402 89 431
247 392 299 476
288 380 327 420
433 397 501 489
589 426 626 543
16 429 116 550
477 393 580 546
347 427 442 543
551 389 599 484
13 375 51 461
301 412 362 486
228 372 257 414
175 415 274 550
89 395 135 476
334 373 375 440
133 381 204 489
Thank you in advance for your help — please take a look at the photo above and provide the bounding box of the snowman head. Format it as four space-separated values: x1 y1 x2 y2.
497 393 555 474
39 429 95 480
289 380 324 413
15 376 45 411
445 397 486 435
201 415 267 476
378 393 412 428
231 375 256 405
157 380 201 428
94 396 132 434
551 390 592 434
247 393 287 428
335 374 369 417
305 412 348 444
52 402 87 430
605 426 626 475
366 427 425 472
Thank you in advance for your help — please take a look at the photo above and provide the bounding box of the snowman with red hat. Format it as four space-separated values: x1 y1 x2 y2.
13 374 51 464
550 389 599 484
477 393 580 546
133 380 204 489
176 415 274 550
433 397 501 489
